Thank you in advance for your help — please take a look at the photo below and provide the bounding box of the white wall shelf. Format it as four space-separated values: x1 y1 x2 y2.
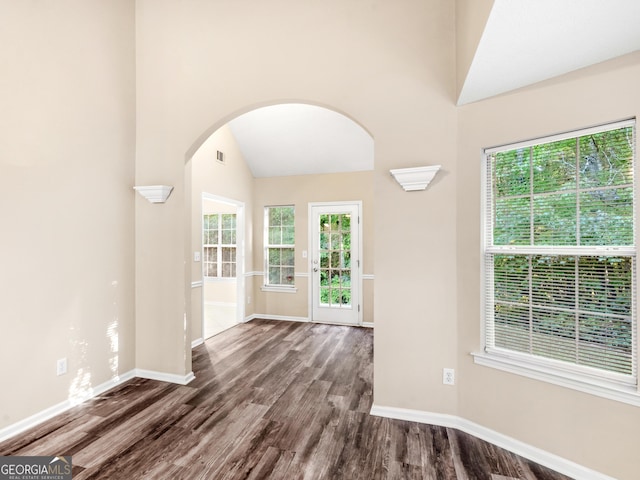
133 185 174 203
390 165 441 191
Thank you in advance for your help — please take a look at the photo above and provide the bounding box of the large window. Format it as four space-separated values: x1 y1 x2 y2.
203 213 236 278
482 120 636 391
265 206 295 287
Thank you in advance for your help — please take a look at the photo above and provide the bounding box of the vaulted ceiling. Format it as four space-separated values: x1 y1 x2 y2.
227 1 640 178
228 104 373 179
457 0 640 105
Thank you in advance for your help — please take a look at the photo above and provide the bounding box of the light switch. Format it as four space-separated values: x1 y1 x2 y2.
194 251 201 262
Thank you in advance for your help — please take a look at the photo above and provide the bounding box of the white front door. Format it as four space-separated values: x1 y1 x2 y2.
310 202 361 325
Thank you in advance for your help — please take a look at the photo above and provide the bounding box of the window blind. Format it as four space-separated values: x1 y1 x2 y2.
483 119 637 385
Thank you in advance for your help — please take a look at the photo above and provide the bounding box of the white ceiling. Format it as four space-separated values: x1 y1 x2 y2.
226 2 640 177
228 104 374 178
458 0 640 105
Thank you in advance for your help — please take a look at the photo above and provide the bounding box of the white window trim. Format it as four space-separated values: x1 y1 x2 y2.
261 285 298 293
477 118 639 405
472 351 640 407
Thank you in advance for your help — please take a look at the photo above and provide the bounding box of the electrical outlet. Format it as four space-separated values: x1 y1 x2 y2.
57 358 68 376
443 368 455 385
247 296 251 304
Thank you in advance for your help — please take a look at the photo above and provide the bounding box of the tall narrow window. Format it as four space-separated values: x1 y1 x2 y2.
265 206 295 286
482 120 636 388
203 213 236 278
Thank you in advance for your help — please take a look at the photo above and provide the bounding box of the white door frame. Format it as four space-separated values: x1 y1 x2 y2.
308 201 363 326
201 192 246 338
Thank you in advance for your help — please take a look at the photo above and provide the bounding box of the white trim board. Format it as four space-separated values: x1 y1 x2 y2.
191 338 204 349
135 369 195 386
246 271 310 278
473 352 640 407
245 313 309 323
244 314 372 328
0 369 196 444
370 405 616 480
0 369 136 443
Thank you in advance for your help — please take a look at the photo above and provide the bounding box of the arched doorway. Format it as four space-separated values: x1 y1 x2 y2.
186 102 373 346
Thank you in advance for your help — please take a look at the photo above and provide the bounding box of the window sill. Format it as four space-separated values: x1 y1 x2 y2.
261 285 297 293
472 351 640 407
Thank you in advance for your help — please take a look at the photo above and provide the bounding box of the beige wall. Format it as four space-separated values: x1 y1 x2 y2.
133 0 459 423
457 52 640 480
3 2 638 478
134 0 458 398
253 171 374 323
0 1 136 429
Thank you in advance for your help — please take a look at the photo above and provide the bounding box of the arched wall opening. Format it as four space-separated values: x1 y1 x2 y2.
185 101 375 350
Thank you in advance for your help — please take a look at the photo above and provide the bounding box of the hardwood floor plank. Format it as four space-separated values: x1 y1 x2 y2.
0 319 574 480
72 386 197 468
13 415 104 457
423 424 457 480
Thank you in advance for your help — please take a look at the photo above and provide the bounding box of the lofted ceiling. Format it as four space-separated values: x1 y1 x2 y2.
458 0 640 105
226 1 640 177
228 104 374 178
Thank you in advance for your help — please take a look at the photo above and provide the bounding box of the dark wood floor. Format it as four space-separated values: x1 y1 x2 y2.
0 319 572 479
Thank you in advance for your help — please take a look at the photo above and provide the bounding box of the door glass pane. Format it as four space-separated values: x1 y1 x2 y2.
331 233 341 249
318 211 352 308
320 233 329 249
320 252 329 268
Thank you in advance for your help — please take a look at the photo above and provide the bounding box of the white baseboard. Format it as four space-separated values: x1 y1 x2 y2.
191 337 204 349
135 369 196 386
0 369 136 443
370 405 616 480
0 368 196 444
245 313 310 323
245 315 373 327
